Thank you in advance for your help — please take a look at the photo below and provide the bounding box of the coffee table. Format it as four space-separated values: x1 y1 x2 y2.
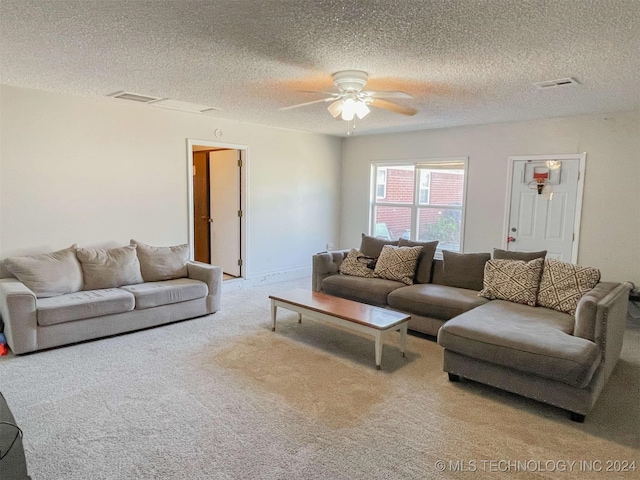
269 289 410 370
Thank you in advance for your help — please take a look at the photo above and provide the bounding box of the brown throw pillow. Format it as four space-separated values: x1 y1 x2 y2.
339 249 377 278
441 251 491 291
398 239 439 284
359 233 399 258
479 258 544 306
373 245 422 285
537 259 601 315
493 248 547 262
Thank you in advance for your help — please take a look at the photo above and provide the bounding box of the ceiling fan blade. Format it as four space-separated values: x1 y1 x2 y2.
363 90 413 99
279 97 334 111
369 98 418 116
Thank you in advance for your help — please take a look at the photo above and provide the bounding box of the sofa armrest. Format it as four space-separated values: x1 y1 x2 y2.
312 250 349 292
0 278 38 354
187 261 222 313
590 282 632 379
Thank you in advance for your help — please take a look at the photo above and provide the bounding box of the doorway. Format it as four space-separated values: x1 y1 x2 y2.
503 154 585 262
187 139 247 280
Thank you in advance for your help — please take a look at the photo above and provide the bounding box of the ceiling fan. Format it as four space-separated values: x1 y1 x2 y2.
280 70 418 122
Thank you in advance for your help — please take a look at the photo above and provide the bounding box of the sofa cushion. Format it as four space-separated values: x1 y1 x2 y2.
37 288 135 326
493 248 547 261
537 259 601 315
479 258 543 306
374 245 422 285
131 240 189 282
76 245 144 290
440 251 490 291
322 275 404 307
388 284 490 321
398 239 438 284
437 300 600 388
4 245 83 298
359 234 398 258
339 249 377 278
120 279 208 310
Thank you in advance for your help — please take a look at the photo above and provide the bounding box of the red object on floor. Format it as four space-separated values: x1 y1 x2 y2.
0 343 8 356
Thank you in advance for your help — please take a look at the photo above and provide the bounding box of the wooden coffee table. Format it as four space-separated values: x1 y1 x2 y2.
269 289 410 370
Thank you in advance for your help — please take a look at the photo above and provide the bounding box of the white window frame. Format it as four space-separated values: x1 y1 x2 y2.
375 168 387 199
369 157 469 253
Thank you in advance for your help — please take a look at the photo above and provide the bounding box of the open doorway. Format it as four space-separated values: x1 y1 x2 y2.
187 139 247 281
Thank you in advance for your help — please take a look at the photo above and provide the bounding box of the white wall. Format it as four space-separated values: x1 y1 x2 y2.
0 85 342 280
341 111 640 284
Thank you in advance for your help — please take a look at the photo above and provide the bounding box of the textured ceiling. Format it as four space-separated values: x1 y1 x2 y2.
1 0 639 137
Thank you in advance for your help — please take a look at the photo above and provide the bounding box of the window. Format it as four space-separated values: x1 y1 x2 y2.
370 159 467 252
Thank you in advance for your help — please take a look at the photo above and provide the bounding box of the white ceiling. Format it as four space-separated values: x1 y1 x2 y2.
1 0 639 137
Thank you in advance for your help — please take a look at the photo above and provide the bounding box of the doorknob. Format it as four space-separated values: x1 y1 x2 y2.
507 236 516 243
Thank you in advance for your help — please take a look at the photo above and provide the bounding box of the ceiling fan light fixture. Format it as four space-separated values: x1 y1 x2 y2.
341 97 357 121
354 100 370 119
327 99 343 118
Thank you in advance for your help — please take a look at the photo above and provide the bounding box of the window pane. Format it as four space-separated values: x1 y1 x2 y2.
418 208 462 252
374 206 412 240
425 169 464 206
378 165 414 204
376 169 386 199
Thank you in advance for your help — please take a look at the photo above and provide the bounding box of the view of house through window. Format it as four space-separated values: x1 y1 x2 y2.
370 159 467 252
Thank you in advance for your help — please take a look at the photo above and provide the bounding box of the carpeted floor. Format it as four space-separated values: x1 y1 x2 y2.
1 279 638 479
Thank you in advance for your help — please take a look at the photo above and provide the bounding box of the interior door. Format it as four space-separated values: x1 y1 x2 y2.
507 158 582 261
192 151 210 263
209 150 241 277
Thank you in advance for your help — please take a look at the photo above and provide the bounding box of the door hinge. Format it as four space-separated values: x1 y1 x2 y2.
237 259 243 267
573 233 575 241
237 210 243 218
577 171 580 181
237 159 243 167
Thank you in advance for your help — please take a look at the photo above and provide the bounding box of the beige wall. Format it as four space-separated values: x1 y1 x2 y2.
0 85 343 279
341 111 640 284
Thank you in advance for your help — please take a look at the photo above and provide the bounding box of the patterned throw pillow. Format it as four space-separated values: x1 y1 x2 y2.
479 258 544 306
537 259 601 315
373 245 422 285
339 249 377 278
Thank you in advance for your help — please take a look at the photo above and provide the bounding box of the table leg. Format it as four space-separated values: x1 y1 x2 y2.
298 313 302 323
271 300 277 331
399 322 408 357
375 331 383 370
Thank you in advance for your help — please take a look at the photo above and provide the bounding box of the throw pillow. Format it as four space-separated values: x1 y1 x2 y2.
373 245 422 285
537 259 601 315
131 239 189 282
441 251 491 291
339 249 377 278
359 234 399 258
479 258 544 306
76 245 144 290
398 239 439 284
493 248 547 262
3 245 83 298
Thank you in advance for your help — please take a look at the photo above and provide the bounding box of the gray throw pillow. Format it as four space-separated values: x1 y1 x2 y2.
441 251 491 291
398 239 439 283
4 245 83 298
359 233 399 258
493 248 547 262
76 245 144 290
131 239 189 282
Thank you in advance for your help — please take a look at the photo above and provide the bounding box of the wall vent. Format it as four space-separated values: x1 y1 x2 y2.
108 91 163 103
533 77 580 90
149 99 220 113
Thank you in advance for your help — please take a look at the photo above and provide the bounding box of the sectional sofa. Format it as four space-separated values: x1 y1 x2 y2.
312 236 631 421
0 241 222 354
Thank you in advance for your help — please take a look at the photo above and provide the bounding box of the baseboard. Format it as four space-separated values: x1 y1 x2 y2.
222 266 311 291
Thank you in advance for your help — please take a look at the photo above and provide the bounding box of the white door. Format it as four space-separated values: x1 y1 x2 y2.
209 150 241 277
505 155 585 262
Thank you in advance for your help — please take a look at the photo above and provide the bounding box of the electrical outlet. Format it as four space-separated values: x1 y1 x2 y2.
326 242 334 251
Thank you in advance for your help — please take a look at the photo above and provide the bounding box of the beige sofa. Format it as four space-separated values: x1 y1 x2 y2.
0 241 222 354
312 240 631 421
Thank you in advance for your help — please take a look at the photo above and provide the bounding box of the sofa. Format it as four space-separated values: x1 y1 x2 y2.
0 241 222 354
0 391 30 479
312 235 631 421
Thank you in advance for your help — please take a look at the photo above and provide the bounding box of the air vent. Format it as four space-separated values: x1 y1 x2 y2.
533 77 580 90
108 91 162 103
150 99 220 113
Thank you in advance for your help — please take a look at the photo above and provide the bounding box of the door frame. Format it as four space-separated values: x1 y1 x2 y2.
186 138 249 278
502 153 586 263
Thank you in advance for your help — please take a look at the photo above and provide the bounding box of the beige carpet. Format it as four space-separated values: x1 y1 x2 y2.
1 279 638 479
